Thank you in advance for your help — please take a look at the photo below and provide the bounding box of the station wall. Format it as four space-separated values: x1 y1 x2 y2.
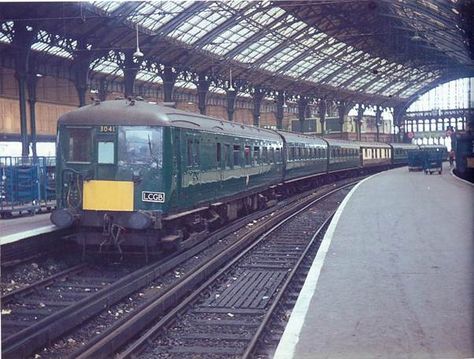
0 65 296 139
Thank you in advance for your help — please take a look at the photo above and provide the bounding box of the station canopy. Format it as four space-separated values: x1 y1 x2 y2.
0 0 473 107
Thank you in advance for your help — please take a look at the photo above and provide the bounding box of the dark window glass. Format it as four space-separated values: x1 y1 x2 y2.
270 148 275 163
263 147 268 163
275 147 281 163
233 145 241 166
216 143 221 164
194 140 200 165
244 145 251 166
187 139 193 166
253 146 260 165
224 144 231 168
68 128 91 162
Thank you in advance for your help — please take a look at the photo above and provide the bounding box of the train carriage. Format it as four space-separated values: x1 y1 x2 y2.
277 131 328 182
389 143 419 166
359 141 392 168
52 100 284 249
324 139 360 173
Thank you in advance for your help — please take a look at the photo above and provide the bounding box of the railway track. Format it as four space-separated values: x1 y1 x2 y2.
71 181 356 359
1 177 360 358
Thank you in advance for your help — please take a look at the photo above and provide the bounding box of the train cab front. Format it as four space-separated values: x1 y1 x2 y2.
51 123 169 241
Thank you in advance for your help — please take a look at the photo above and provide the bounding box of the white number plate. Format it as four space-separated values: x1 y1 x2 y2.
142 191 165 203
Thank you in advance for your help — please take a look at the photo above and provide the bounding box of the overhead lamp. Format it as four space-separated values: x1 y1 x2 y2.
411 30 422 42
282 93 288 108
133 23 144 58
228 69 235 92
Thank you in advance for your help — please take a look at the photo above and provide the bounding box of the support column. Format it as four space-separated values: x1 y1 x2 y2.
27 74 38 159
375 105 382 141
226 89 237 122
161 65 177 103
72 41 93 107
252 87 265 127
197 73 209 115
276 91 284 130
356 104 365 141
12 23 36 156
318 99 326 135
98 79 108 101
337 101 348 139
298 97 308 133
393 104 406 143
123 51 139 99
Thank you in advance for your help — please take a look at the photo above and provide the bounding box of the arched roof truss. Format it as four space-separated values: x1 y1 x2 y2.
0 0 472 108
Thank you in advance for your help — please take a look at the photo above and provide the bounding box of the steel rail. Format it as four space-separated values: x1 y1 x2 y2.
1 263 88 302
83 181 358 359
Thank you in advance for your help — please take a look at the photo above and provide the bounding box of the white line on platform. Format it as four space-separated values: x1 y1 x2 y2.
273 172 381 359
450 167 474 186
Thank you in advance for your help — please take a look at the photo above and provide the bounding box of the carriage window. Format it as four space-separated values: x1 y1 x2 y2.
194 141 200 165
270 148 275 163
187 139 193 166
233 145 241 166
119 126 163 166
244 145 251 166
275 148 281 163
216 143 221 164
253 146 260 165
263 147 268 163
67 127 91 163
224 144 231 168
98 142 114 164
290 147 295 161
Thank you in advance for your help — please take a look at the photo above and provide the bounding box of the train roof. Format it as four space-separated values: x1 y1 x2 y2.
276 130 327 147
58 100 282 142
357 141 391 148
324 138 360 149
389 143 419 149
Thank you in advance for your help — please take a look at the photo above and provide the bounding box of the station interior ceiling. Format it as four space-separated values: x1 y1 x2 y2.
0 0 473 109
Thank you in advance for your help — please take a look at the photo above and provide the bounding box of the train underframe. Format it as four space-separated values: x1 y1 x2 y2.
65 164 388 260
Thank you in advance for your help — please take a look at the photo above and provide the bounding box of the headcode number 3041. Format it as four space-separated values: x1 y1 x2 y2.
99 125 116 133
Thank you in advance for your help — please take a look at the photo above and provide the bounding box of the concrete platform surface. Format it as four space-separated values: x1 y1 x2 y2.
275 164 473 359
0 213 56 245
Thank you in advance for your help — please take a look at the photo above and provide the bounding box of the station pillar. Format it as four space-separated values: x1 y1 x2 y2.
298 97 308 133
276 91 284 130
226 89 237 122
252 87 265 127
375 105 382 141
161 65 177 103
123 51 139 99
318 99 326 135
197 73 209 115
338 101 349 139
98 79 108 101
356 104 365 141
12 23 36 156
27 73 38 159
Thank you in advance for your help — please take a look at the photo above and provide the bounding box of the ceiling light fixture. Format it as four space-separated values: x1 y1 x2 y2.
133 23 144 58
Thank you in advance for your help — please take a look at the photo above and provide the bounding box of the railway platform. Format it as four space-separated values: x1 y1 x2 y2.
275 163 473 359
0 213 56 245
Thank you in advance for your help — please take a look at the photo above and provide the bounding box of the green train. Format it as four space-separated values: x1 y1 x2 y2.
50 100 414 251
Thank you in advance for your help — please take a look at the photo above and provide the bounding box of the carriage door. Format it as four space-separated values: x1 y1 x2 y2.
95 125 117 180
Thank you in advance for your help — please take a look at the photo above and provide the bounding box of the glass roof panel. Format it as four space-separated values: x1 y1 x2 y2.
345 74 377 91
284 57 325 78
31 42 72 59
136 69 162 83
202 21 260 55
91 1 122 14
325 68 361 87
128 2 193 32
306 62 342 82
259 45 302 71
91 53 123 77
168 3 233 45
364 78 393 94
0 21 13 44
234 34 281 63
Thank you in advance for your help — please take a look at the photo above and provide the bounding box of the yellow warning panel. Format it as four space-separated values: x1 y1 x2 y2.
83 180 134 211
